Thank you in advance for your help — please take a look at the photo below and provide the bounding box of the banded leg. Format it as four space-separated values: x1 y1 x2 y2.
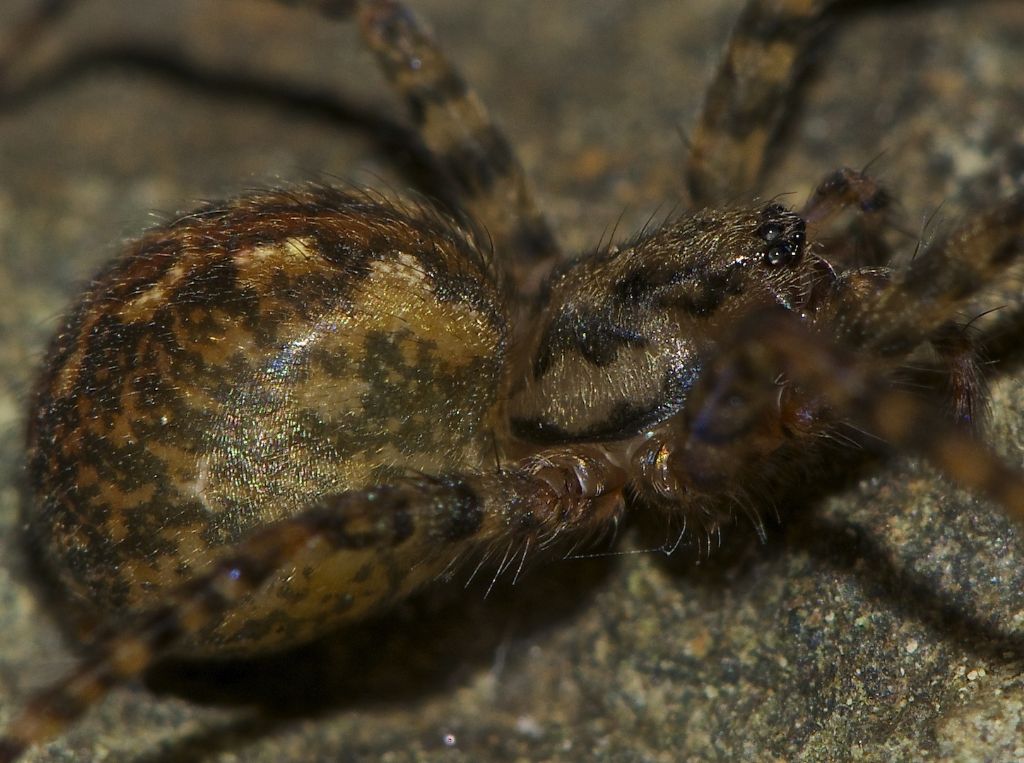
353 0 560 298
0 451 625 762
0 0 74 90
674 308 1024 524
685 0 841 207
798 173 999 432
802 166 896 269
833 193 1024 356
285 0 563 291
802 167 891 230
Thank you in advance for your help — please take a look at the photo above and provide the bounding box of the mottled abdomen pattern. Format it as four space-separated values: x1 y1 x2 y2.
27 187 507 653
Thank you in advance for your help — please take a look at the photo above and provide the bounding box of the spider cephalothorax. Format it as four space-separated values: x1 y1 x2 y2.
509 203 813 446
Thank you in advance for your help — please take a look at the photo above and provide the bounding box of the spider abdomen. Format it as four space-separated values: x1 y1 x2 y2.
26 187 508 653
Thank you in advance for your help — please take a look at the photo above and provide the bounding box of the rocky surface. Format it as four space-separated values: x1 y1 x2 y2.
0 0 1023 760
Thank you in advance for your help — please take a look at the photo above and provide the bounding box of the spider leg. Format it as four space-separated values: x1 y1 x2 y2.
929 320 988 430
802 167 896 269
639 235 1009 511
804 173 997 430
803 167 891 230
352 0 560 299
834 193 1024 356
677 307 1024 524
0 451 625 761
679 0 839 206
0 0 74 91
685 0 841 207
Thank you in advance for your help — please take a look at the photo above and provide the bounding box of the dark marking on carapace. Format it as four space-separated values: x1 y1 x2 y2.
532 308 648 378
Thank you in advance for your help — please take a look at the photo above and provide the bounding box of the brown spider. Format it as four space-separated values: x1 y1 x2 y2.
1 0 1024 759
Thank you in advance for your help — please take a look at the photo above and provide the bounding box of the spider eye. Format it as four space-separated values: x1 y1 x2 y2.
755 205 805 268
764 240 799 266
758 221 784 242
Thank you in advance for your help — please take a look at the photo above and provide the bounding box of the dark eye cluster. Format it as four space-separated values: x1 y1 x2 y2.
756 203 806 267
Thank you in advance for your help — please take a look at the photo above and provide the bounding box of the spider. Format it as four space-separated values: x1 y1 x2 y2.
1 0 1023 759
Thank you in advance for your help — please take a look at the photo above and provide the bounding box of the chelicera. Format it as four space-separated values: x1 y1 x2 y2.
1 0 1022 759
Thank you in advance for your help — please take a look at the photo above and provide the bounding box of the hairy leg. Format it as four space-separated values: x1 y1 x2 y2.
802 168 986 428
669 307 1024 522
930 320 988 430
0 448 625 761
833 193 1024 356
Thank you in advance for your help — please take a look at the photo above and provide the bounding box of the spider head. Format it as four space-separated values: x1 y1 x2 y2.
611 202 810 314
509 203 818 447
